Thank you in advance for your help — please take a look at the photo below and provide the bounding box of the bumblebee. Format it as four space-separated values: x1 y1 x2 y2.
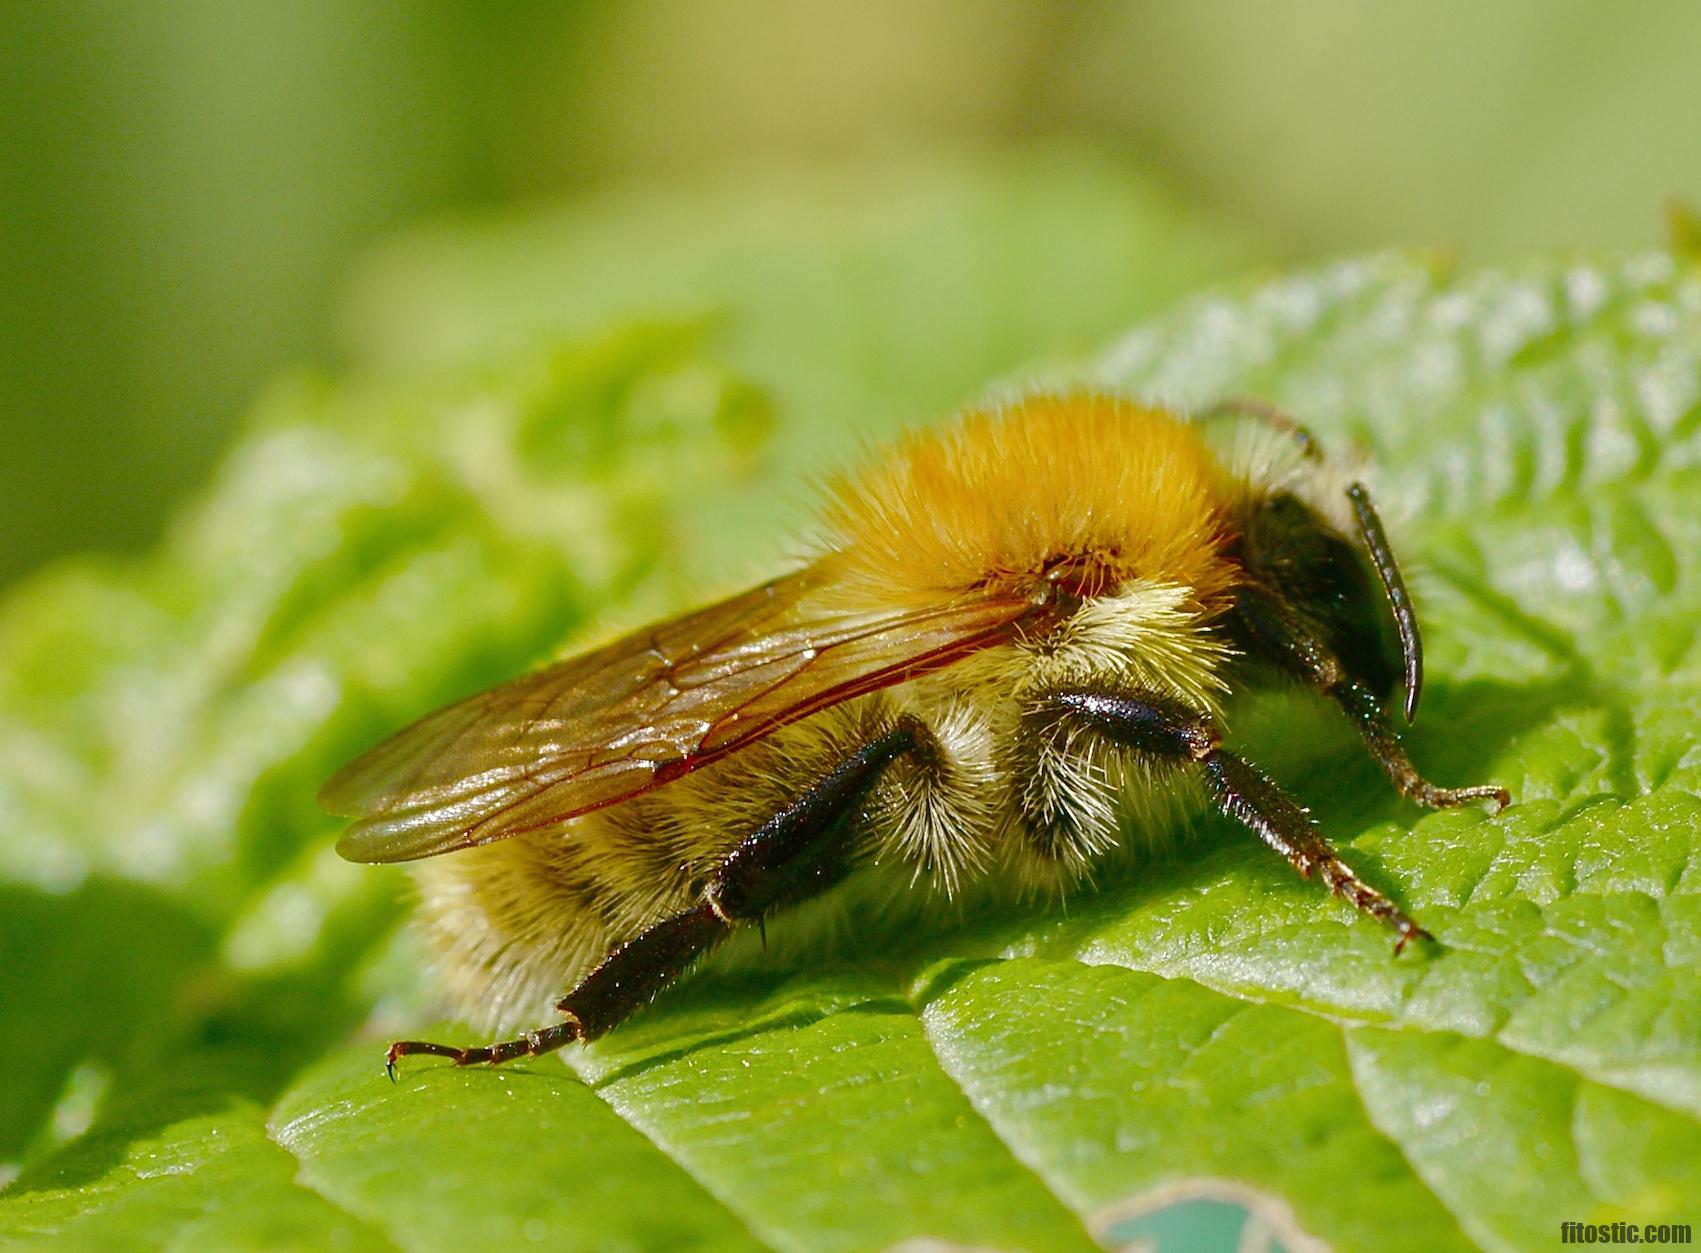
321 393 1507 1075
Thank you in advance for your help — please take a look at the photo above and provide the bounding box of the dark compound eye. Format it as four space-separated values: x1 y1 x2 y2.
1238 492 1403 702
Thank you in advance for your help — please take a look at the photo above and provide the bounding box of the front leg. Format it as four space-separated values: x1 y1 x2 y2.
1037 687 1433 952
385 715 931 1077
1230 584 1508 811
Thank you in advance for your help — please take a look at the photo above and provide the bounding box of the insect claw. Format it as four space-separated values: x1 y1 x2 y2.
1393 923 1435 956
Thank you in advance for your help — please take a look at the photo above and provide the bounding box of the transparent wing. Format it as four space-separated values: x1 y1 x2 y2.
321 565 1034 863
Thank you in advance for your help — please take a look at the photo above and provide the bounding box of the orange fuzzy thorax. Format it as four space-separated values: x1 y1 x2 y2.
820 393 1240 608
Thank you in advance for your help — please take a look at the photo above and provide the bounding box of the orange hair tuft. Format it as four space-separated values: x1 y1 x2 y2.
819 393 1238 609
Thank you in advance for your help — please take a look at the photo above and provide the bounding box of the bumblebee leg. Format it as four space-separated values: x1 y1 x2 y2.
385 717 927 1076
1331 678 1508 810
1040 688 1433 952
383 904 725 1078
558 714 928 1039
1230 585 1508 811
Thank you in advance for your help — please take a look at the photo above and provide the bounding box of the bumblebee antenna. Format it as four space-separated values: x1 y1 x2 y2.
1346 482 1422 722
1200 396 1323 462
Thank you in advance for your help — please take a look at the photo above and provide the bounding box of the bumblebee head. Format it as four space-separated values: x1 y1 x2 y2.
1225 474 1422 723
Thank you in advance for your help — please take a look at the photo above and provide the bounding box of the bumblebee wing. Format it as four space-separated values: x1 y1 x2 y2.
322 566 1033 863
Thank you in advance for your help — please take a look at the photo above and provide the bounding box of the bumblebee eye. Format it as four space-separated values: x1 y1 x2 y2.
1346 482 1422 723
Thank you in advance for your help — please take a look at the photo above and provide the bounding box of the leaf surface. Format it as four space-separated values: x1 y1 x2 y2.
3 161 1698 1251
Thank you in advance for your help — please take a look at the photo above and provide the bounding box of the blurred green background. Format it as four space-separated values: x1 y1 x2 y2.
5 0 1701 590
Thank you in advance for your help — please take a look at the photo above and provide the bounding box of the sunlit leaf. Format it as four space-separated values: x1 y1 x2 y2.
4 162 1696 1251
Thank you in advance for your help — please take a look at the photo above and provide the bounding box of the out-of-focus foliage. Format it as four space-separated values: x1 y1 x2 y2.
8 2 1701 585
341 149 1263 576
2 135 1699 1244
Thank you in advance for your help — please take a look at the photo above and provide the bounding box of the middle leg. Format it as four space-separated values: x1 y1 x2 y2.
1036 687 1434 951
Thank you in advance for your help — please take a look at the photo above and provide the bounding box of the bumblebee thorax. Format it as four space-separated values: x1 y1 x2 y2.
818 393 1242 610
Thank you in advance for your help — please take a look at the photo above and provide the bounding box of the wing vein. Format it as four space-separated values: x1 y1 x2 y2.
328 567 1037 863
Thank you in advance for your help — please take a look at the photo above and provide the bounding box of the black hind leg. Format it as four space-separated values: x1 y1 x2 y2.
385 717 931 1077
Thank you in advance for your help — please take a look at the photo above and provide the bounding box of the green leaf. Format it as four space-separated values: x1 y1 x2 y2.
3 157 1697 1251
271 1037 764 1252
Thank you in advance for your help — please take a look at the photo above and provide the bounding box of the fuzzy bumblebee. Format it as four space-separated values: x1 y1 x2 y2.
321 393 1508 1075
